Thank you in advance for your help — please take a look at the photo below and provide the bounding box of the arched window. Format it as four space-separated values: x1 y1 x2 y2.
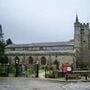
4 56 8 64
28 56 33 64
41 56 46 65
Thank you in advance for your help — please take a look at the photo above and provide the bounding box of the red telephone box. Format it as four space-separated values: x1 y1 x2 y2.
62 64 72 74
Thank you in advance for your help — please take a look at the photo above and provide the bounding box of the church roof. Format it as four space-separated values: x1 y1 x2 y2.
6 41 74 48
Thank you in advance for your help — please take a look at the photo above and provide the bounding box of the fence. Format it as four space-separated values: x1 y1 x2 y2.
0 64 9 76
0 64 42 77
8 64 36 77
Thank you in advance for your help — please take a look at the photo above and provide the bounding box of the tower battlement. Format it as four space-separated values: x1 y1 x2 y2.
81 23 89 28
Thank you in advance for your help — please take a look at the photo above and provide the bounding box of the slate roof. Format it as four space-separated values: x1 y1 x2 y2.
6 41 74 48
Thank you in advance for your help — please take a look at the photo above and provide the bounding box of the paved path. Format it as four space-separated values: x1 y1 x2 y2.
0 77 90 90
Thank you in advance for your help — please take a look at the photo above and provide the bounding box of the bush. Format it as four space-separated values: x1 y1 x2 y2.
25 68 33 77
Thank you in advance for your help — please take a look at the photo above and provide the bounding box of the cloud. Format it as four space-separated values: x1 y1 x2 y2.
0 0 90 43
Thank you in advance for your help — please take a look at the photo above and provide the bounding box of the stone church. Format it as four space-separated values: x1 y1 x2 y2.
1 15 90 70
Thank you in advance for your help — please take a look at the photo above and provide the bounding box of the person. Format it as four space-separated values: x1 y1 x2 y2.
21 64 25 76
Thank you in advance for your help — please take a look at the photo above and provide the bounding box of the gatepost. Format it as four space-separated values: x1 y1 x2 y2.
15 59 19 77
35 61 39 78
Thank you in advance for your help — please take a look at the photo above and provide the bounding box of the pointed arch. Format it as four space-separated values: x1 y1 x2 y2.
28 56 33 64
15 56 19 60
41 56 46 65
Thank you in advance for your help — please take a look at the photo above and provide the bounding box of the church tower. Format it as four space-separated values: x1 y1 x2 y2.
74 15 90 51
74 15 90 69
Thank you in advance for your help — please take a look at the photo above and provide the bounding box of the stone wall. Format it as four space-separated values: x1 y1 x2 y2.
7 54 76 70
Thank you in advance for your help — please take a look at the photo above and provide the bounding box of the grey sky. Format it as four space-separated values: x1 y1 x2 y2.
0 0 90 44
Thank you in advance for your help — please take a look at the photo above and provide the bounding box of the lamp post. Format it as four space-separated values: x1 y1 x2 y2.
45 65 48 78
35 61 39 78
15 59 19 77
7 63 10 76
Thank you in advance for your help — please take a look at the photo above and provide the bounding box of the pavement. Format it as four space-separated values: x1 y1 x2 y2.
0 77 90 90
0 71 90 89
1 69 90 90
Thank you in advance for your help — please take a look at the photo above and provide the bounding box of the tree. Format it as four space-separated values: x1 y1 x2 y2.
0 25 9 76
6 38 13 45
0 24 8 64
0 40 5 56
0 39 8 64
0 56 8 64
